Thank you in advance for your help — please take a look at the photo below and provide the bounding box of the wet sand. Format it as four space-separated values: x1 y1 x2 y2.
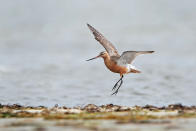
0 104 196 131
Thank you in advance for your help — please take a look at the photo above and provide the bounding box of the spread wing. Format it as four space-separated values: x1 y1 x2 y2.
87 24 119 57
117 51 154 65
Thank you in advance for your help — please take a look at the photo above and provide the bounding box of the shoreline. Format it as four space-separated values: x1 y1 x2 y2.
1 103 196 119
0 103 196 131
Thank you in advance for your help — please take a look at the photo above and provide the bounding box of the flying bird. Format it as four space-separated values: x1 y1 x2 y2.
86 24 154 95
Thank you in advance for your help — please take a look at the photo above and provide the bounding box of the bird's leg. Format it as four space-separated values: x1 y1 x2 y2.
112 76 123 91
111 75 124 95
111 79 123 95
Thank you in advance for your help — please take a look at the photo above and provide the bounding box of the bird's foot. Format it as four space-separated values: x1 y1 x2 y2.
111 89 119 95
112 77 123 91
111 75 124 96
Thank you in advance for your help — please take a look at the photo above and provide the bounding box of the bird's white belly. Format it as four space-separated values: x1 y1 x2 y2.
126 64 138 72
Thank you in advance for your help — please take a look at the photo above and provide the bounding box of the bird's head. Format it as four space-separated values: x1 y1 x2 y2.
86 51 108 61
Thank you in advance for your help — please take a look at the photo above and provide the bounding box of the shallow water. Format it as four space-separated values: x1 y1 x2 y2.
0 0 196 107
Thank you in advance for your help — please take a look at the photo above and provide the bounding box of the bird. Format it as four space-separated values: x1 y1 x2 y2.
86 23 154 95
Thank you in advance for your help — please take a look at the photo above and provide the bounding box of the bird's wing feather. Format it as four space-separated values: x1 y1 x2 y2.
87 24 119 57
117 51 154 65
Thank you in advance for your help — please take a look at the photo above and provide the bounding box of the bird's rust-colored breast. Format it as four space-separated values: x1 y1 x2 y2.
104 58 128 74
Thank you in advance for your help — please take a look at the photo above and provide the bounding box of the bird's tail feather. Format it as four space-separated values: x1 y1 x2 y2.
130 69 141 73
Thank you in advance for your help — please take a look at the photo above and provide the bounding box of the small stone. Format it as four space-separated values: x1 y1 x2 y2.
83 104 100 113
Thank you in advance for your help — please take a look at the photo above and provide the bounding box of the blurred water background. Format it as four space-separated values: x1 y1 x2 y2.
0 0 195 107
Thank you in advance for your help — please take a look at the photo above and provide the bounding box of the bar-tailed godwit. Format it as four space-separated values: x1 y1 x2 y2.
86 24 154 95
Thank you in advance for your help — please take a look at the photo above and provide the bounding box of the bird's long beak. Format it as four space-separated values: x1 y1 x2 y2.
86 55 101 61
